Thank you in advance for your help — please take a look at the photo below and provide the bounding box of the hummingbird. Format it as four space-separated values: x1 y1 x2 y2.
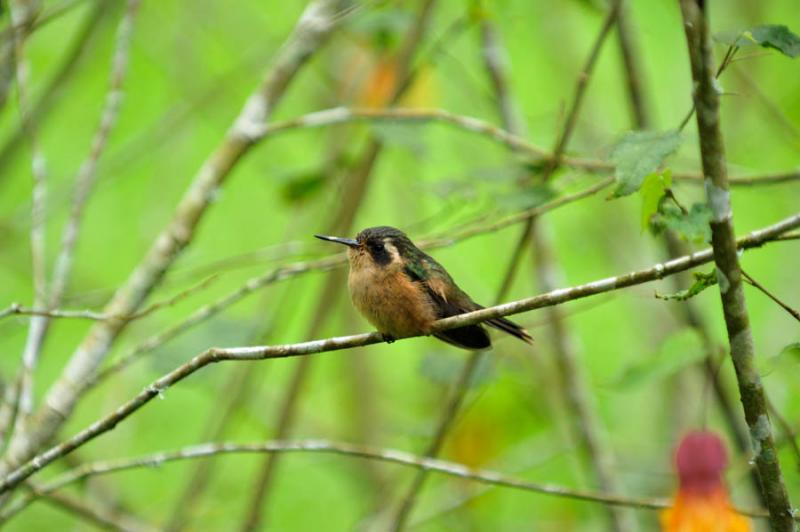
315 226 532 350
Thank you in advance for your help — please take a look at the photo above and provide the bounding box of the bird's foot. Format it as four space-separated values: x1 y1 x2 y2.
381 333 396 344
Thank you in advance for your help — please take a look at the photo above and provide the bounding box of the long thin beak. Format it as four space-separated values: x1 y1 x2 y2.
314 234 359 248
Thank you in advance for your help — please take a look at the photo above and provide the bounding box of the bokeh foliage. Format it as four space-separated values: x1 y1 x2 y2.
0 0 798 530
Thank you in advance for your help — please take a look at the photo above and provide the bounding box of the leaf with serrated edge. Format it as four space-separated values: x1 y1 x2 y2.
610 130 681 198
714 24 800 58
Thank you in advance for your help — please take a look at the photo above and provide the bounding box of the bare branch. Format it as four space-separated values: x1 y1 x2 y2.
1 0 350 476
8 0 51 448
27 482 156 532
480 4 636 532
235 106 800 187
0 439 780 523
678 1 794 529
1 274 220 323
741 270 800 323
239 2 439 528
0 1 113 179
0 210 794 499
91 177 612 389
50 0 141 309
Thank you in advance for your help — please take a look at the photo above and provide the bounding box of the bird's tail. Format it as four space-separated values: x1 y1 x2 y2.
485 314 533 344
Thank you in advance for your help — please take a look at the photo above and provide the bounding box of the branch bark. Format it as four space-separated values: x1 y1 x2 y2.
481 6 637 532
238 3 438 528
1 439 782 524
88 177 611 390
1 0 349 477
9 0 141 447
0 211 796 496
678 1 794 529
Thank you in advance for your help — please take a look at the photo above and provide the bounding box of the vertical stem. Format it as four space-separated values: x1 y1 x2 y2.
389 352 483 532
238 3 437 529
0 1 114 183
498 0 621 292
9 0 141 451
388 3 624 530
8 0 49 446
615 0 650 129
614 0 768 508
1 0 348 478
484 4 636 531
678 1 794 529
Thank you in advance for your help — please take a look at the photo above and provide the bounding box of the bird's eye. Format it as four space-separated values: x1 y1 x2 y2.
372 242 385 252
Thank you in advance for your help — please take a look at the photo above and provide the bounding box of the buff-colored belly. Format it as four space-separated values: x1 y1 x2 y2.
349 269 436 338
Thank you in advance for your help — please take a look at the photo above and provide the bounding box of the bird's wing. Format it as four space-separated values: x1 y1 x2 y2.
404 254 532 346
404 256 491 350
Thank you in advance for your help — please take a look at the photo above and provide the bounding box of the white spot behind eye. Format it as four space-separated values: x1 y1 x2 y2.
384 239 401 263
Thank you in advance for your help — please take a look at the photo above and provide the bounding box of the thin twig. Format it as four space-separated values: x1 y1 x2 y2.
495 0 622 304
0 0 350 478
242 106 800 186
50 0 141 308
741 270 800 322
0 439 781 524
483 4 636 532
678 2 794 529
28 482 156 532
615 0 650 129
0 211 796 495
773 232 800 242
239 3 438 528
8 0 51 451
0 1 114 183
0 274 220 323
90 177 613 389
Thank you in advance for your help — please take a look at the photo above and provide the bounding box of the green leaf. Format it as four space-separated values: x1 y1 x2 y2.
655 269 717 301
639 170 672 231
715 25 800 58
651 202 712 244
610 330 705 391
610 130 682 197
419 352 494 389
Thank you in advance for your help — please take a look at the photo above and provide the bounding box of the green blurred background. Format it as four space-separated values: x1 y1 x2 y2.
0 0 798 530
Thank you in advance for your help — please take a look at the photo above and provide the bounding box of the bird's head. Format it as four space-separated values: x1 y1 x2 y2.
315 226 415 272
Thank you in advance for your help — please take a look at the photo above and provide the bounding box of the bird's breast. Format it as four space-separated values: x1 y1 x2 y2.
348 266 436 338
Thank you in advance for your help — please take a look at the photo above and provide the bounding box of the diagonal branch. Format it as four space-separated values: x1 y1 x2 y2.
8 0 141 447
495 0 621 311
678 1 794 530
479 5 635 532
27 482 156 532
235 106 800 186
741 270 800 323
1 0 349 477
90 178 612 388
238 3 439 529
614 0 767 508
0 210 794 498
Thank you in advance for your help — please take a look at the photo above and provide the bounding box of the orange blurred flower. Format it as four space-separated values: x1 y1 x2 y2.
660 431 751 532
